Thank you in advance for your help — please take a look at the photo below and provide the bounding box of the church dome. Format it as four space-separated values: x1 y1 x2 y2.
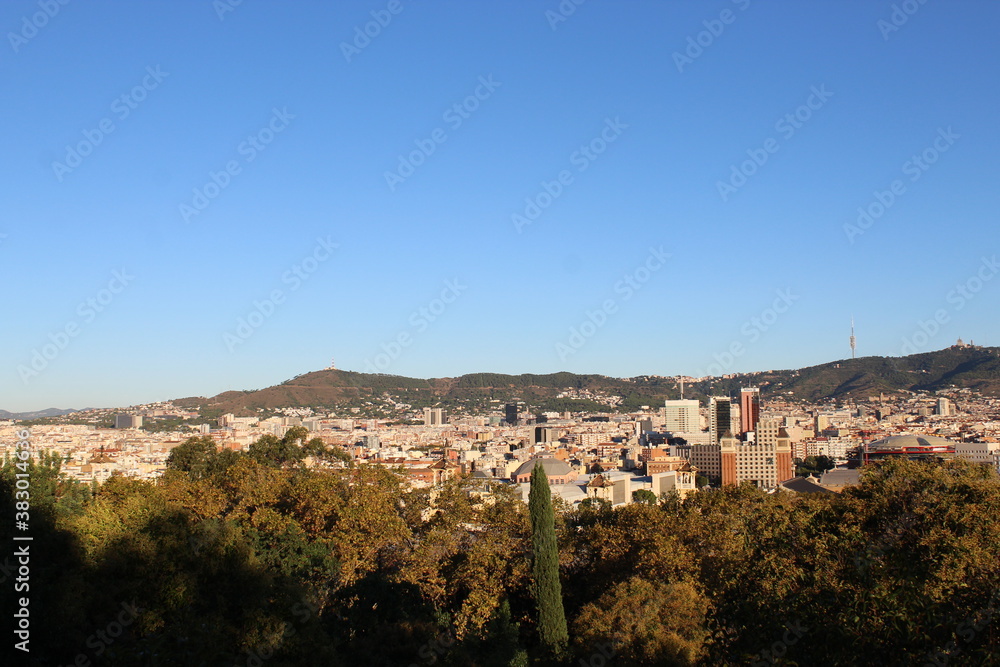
867 434 955 451
513 457 572 478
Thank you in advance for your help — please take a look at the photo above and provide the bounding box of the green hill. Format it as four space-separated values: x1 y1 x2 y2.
173 346 1000 416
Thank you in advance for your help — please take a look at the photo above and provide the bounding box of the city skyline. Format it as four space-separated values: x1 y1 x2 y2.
6 338 994 415
4 1 999 413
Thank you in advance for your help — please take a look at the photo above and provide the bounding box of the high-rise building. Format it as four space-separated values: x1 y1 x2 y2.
709 396 733 445
720 430 794 489
739 387 760 434
115 414 142 429
423 408 444 426
504 403 519 426
690 442 722 482
662 399 700 433
534 426 559 444
936 398 951 416
815 413 830 434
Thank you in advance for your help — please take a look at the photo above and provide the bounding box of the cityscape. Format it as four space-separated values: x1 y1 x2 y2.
5 344 1000 664
7 349 1000 494
4 1 1000 665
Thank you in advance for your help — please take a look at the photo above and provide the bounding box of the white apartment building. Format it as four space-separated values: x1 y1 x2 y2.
663 400 700 434
955 441 1000 472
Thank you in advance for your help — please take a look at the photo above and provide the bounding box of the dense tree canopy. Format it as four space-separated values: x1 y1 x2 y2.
3 444 999 665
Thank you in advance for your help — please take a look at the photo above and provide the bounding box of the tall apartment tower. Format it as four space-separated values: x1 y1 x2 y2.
720 418 794 489
936 398 951 416
115 414 142 429
739 387 760 435
720 433 739 485
504 403 519 426
709 396 733 445
757 418 795 484
690 442 723 483
423 408 443 426
662 399 700 433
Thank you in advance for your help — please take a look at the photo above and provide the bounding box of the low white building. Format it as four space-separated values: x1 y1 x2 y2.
651 469 697 499
955 441 1000 473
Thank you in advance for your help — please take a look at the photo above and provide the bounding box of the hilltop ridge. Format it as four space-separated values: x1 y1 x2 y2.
169 346 1000 416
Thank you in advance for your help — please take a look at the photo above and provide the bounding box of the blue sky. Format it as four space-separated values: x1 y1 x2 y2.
3 0 999 411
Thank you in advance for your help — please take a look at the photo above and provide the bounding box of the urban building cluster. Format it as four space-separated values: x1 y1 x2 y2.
3 387 999 504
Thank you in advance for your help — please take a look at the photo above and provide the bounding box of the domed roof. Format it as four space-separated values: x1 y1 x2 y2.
867 434 955 450
514 457 572 478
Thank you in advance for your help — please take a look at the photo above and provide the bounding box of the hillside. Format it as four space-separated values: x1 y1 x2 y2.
716 346 1000 402
0 407 80 420
171 346 1000 417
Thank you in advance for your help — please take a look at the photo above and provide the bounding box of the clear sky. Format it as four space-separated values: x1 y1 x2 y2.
3 0 999 412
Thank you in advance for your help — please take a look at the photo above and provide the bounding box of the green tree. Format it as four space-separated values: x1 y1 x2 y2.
165 436 217 479
303 437 352 466
572 578 709 665
632 489 658 505
578 497 612 514
795 455 836 476
528 462 568 657
247 433 306 468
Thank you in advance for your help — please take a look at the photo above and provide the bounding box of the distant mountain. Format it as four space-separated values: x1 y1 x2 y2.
172 346 1000 416
697 346 1000 403
0 407 80 420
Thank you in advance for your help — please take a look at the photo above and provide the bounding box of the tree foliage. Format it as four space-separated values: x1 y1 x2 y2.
528 462 569 658
795 454 836 476
4 454 1000 664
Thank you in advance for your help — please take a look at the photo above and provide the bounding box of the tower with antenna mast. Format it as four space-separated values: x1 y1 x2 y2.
850 317 856 360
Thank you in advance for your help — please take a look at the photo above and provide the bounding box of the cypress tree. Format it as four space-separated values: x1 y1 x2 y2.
528 461 569 656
